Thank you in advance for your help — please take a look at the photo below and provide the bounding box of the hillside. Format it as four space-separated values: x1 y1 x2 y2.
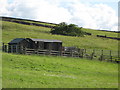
2 20 118 51
2 53 118 88
2 16 119 37
1 17 119 88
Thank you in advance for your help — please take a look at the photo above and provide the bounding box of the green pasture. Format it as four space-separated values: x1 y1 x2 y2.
2 53 118 88
82 28 118 37
2 21 118 51
1 19 119 88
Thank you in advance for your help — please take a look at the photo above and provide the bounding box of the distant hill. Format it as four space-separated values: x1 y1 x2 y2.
1 16 118 51
1 16 119 33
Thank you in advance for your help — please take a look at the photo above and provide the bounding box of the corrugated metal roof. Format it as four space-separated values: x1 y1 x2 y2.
8 38 25 44
30 38 62 42
8 38 62 44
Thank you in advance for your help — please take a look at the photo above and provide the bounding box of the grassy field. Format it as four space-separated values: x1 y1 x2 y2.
22 20 57 26
2 53 118 88
2 21 118 51
1 19 119 88
4 17 118 37
81 28 118 37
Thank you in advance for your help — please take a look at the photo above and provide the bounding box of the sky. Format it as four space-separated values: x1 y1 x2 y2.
0 0 119 31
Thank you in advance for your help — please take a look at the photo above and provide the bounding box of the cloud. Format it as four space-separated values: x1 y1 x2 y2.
0 0 118 31
67 2 118 31
1 0 73 23
0 0 10 15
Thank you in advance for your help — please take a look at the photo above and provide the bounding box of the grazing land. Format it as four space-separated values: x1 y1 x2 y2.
1 18 119 88
2 21 118 51
2 53 118 88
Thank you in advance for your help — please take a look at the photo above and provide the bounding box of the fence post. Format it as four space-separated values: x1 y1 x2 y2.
57 51 60 56
62 50 64 56
83 49 86 58
91 49 95 60
84 49 86 53
8 45 10 53
99 50 103 61
101 50 104 61
20 46 22 54
36 49 39 55
59 50 62 56
109 50 112 62
79 49 83 58
16 45 18 53
71 50 73 57
11 45 13 53
4 45 7 52
78 49 80 57
17 45 20 54
81 49 84 58
2 43 4 52
21 46 24 54
22 47 26 54
24 48 26 54
33 49 36 54
49 50 51 55
46 49 51 55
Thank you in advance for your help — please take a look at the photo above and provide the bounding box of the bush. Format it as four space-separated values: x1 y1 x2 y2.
50 22 86 37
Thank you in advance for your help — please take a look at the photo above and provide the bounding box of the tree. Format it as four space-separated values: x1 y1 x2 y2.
50 22 85 37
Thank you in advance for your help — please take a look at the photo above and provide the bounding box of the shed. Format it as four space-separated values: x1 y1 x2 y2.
8 38 31 53
8 38 62 53
28 38 62 51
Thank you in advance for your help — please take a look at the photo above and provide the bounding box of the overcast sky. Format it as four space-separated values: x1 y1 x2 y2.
0 0 119 31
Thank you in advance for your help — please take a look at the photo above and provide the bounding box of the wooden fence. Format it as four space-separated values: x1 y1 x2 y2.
2 43 120 63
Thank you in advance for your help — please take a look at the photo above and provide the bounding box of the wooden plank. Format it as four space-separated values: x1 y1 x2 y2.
26 51 34 53
51 50 59 53
26 49 35 51
38 52 46 54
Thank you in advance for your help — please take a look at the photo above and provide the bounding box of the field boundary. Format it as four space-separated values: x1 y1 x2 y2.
1 17 56 28
2 43 119 63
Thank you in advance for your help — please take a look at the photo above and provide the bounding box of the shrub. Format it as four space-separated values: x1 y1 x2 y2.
50 22 86 37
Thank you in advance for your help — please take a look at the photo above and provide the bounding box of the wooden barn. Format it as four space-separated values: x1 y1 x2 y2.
8 38 62 53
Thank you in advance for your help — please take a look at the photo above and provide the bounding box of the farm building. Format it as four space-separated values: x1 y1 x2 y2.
8 38 62 53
